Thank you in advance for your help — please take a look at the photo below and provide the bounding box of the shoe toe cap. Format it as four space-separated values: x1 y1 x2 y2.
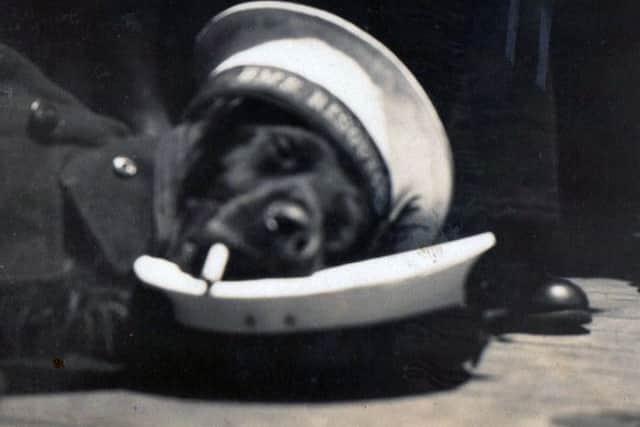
529 279 590 314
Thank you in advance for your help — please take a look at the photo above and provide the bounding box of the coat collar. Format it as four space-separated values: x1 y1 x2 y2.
59 135 157 276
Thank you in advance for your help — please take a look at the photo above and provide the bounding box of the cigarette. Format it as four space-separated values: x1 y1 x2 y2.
201 243 230 283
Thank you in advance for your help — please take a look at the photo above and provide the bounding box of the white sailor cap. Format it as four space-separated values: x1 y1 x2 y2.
191 1 453 239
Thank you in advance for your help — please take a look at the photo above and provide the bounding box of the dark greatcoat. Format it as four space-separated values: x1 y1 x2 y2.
0 43 156 283
0 42 161 361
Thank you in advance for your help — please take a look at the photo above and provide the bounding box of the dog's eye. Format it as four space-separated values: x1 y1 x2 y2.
273 135 295 159
269 135 300 172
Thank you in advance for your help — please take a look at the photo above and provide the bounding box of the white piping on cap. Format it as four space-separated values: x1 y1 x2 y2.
213 38 390 160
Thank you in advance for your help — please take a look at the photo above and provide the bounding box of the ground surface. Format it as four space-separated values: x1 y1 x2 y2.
0 278 638 427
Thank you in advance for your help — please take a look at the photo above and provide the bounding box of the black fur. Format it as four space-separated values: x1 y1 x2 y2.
169 123 373 279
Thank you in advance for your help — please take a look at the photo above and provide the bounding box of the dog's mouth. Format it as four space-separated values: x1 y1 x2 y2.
167 207 285 281
167 216 322 281
169 232 255 282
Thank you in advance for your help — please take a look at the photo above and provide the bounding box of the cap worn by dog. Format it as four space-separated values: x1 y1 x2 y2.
190 1 453 237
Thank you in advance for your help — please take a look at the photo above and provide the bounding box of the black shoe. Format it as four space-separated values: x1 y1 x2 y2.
484 277 592 334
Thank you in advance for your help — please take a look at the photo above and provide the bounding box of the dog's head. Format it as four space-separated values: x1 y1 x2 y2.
153 3 454 281
159 110 374 279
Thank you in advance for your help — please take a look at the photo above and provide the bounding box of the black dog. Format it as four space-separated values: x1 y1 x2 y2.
164 116 375 280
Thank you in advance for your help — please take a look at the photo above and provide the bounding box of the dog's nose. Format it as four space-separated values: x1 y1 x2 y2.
263 200 321 262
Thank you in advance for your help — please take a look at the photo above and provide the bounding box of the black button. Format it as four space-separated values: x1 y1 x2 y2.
27 99 59 140
244 315 256 328
284 314 296 327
